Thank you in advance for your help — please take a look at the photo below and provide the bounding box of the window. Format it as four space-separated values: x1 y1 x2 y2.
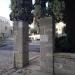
5 26 7 30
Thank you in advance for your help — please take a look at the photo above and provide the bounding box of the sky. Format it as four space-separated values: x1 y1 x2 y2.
0 0 13 26
0 0 35 26
0 0 11 20
32 0 35 4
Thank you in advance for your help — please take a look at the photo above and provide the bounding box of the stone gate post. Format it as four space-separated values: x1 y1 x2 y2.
39 17 54 74
13 21 29 68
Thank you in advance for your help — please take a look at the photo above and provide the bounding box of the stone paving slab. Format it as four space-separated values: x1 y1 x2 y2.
3 69 50 75
2 57 51 75
0 51 40 75
54 53 75 75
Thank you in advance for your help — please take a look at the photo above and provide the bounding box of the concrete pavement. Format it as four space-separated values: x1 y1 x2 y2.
0 50 40 74
1 57 51 75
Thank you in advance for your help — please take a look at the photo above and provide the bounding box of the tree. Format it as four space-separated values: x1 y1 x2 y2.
34 0 65 22
64 0 75 51
10 0 33 24
48 0 75 51
52 0 65 22
34 0 75 51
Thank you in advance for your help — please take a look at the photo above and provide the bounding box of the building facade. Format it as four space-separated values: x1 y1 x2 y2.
0 16 12 37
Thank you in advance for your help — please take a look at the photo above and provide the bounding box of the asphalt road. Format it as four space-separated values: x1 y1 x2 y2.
0 38 40 52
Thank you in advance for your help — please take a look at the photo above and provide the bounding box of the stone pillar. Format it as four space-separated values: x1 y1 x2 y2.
39 17 53 74
13 21 29 68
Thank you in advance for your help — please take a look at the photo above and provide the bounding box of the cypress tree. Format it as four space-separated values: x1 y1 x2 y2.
10 0 33 24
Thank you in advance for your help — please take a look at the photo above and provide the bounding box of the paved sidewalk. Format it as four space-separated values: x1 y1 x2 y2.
0 50 40 75
1 57 50 75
